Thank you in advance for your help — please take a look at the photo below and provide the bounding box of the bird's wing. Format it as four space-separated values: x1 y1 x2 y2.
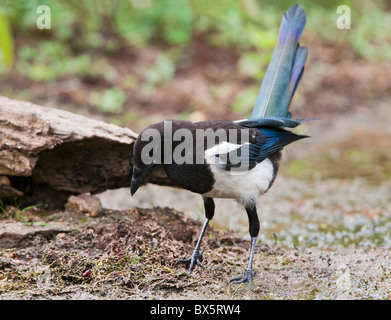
218 127 307 171
235 116 303 129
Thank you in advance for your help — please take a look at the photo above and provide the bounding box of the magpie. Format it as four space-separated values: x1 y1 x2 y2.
131 4 310 283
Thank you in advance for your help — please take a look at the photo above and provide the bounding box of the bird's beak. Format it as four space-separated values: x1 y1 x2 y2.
130 164 154 196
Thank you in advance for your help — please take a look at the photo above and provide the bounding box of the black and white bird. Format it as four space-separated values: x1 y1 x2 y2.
131 4 311 283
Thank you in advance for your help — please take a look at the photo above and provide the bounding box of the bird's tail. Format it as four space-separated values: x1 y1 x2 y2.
251 4 307 119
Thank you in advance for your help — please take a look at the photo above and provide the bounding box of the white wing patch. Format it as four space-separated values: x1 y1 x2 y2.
203 142 275 202
204 141 248 167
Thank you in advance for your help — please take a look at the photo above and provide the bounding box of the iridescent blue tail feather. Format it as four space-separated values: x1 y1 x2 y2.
251 4 307 119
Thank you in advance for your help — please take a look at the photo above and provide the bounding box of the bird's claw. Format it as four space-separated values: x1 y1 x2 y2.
175 249 204 274
229 269 256 284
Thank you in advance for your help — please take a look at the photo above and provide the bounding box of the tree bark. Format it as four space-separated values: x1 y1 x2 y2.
0 96 173 208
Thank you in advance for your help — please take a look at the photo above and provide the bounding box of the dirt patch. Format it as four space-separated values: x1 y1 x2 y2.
0 207 243 299
1 206 390 300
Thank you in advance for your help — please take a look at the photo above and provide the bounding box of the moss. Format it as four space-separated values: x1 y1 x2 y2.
283 147 391 184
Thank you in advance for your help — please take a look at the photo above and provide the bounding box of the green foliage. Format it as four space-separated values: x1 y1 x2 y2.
0 0 390 122
145 53 175 85
0 198 44 221
115 0 194 46
192 0 243 45
233 86 259 114
348 9 391 60
0 6 13 72
1 0 389 66
306 1 391 61
89 87 126 114
0 199 9 218
17 41 91 81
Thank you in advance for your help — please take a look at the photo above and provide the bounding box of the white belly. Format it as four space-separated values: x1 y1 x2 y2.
202 157 275 203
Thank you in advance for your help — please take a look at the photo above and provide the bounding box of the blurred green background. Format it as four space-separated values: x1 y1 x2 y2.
0 1 388 117
1 0 391 182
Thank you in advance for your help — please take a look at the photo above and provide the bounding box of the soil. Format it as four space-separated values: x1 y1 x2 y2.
1 194 391 300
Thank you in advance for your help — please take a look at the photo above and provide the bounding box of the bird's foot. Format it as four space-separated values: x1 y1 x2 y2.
175 249 204 274
229 269 256 284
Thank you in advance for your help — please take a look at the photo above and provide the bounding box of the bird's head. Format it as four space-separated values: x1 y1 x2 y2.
130 122 164 195
130 162 154 196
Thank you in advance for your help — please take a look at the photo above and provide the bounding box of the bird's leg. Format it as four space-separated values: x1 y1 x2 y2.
230 237 257 284
176 218 209 272
176 197 215 274
230 200 259 284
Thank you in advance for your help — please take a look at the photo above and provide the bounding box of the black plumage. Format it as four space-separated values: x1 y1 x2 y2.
131 119 307 283
131 4 312 283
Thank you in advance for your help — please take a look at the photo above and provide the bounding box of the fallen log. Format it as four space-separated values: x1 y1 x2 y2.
0 96 173 208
